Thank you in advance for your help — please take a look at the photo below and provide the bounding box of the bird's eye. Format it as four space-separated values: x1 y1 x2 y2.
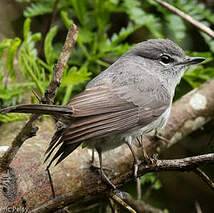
160 54 173 64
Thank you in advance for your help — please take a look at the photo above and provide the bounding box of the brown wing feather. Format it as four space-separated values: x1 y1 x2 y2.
45 84 170 167
67 85 134 117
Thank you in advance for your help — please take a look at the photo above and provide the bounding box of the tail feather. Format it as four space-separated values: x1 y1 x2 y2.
0 104 73 115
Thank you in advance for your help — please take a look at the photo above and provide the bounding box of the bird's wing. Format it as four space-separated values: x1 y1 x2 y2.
46 83 171 166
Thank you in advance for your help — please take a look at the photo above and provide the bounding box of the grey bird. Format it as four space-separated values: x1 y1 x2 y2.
1 39 205 189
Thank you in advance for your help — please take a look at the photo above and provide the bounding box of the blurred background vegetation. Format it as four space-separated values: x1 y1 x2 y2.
0 0 214 212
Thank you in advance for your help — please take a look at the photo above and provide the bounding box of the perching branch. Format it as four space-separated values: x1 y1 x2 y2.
154 0 214 38
29 153 214 213
0 76 213 210
0 24 78 173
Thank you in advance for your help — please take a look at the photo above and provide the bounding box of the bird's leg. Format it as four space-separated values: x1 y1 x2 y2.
125 137 141 178
46 167 56 198
91 148 95 164
137 134 157 164
142 137 151 163
97 149 116 189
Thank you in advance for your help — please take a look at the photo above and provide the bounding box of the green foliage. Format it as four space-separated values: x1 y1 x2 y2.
0 113 29 123
61 66 91 105
184 52 213 88
23 1 54 17
141 173 162 190
44 26 59 65
6 38 21 77
19 18 46 94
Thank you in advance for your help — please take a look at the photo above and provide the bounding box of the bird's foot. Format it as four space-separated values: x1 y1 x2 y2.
133 158 141 178
143 153 159 165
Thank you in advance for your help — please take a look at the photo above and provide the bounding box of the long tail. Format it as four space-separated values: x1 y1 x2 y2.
0 104 73 115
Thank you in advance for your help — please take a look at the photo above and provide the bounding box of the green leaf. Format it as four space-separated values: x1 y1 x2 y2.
0 113 29 123
62 66 91 87
60 10 74 29
152 179 162 190
16 0 33 2
167 14 186 41
24 2 53 17
109 0 119 4
44 26 58 64
71 0 87 25
201 32 214 53
141 173 156 185
23 18 31 40
123 0 162 37
6 37 21 74
61 66 91 104
141 173 162 190
78 28 94 43
0 39 12 59
109 22 137 46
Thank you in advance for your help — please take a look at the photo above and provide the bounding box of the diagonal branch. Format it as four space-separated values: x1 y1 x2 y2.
154 0 214 38
194 167 214 190
42 24 78 104
0 24 78 173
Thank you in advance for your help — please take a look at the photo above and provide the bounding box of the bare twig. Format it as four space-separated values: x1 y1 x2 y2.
154 0 214 38
137 178 142 200
194 167 214 190
0 24 78 173
42 24 78 104
121 191 164 213
109 198 119 213
109 192 137 213
32 89 41 102
137 153 214 176
195 201 203 213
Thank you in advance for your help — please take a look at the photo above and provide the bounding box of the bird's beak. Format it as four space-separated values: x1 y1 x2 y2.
176 57 206 66
186 57 206 65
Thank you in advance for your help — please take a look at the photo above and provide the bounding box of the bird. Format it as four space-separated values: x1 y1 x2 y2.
0 39 205 190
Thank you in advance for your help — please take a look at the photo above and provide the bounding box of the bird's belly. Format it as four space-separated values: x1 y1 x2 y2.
83 134 125 152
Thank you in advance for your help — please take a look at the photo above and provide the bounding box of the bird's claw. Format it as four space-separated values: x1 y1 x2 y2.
133 159 141 178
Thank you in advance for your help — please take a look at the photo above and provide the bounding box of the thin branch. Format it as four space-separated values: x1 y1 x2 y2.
136 178 142 200
137 153 214 176
154 0 214 38
121 191 164 213
0 24 78 173
109 192 137 213
195 201 203 213
194 167 214 190
42 24 78 104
